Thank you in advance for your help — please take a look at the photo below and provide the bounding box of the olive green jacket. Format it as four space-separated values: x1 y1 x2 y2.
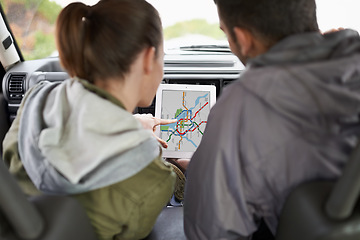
3 78 176 239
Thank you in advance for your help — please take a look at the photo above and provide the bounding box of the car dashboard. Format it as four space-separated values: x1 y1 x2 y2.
2 49 244 121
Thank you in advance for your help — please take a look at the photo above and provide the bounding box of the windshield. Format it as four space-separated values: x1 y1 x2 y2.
0 0 359 60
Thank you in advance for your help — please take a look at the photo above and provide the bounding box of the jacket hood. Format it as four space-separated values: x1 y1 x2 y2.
18 79 159 194
250 29 360 67
241 29 360 137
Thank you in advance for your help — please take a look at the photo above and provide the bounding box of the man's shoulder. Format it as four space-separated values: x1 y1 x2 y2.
217 68 279 108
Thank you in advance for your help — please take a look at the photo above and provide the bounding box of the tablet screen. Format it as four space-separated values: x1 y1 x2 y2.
155 84 216 158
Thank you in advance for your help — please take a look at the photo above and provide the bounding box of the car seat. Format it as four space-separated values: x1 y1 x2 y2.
0 93 10 156
0 157 99 240
276 141 360 240
0 155 185 240
144 206 185 240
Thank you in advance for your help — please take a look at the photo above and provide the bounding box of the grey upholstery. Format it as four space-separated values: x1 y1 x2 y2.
276 142 360 240
0 161 43 240
145 206 185 240
0 159 99 240
325 141 360 220
0 157 186 240
0 93 10 155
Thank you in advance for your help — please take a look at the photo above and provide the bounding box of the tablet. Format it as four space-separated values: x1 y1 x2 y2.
155 83 216 158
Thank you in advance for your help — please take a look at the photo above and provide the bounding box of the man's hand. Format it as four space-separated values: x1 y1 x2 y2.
134 113 177 148
322 27 345 35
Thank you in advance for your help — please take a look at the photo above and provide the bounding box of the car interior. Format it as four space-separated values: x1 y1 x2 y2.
275 142 360 240
0 40 244 240
0 3 243 238
1 0 360 240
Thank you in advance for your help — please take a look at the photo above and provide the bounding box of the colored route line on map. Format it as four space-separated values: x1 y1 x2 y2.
163 91 209 150
175 120 207 135
191 102 208 120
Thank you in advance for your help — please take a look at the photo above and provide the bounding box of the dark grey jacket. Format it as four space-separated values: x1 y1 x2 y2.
184 29 360 239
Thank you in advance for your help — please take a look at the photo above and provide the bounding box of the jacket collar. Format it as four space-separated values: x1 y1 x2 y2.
248 29 360 68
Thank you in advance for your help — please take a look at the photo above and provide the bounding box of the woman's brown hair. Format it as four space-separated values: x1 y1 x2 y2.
56 0 162 83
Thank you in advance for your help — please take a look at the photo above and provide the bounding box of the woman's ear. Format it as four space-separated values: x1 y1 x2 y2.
233 27 254 57
143 46 156 75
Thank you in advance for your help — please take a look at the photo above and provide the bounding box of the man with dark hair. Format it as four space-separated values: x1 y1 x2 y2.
184 0 360 239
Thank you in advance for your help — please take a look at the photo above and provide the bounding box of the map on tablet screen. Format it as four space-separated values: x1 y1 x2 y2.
155 84 216 158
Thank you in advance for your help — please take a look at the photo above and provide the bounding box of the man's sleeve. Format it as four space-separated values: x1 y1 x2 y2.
183 88 258 240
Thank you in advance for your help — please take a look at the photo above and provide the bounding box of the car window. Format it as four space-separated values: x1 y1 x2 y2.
0 0 63 60
0 0 359 60
316 0 360 33
0 0 225 60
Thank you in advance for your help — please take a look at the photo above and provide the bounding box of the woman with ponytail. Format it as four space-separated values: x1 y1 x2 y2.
3 0 177 239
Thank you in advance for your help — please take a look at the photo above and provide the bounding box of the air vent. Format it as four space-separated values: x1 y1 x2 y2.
8 73 26 101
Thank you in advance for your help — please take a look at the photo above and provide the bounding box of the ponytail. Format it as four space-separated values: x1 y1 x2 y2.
56 2 90 80
55 0 162 83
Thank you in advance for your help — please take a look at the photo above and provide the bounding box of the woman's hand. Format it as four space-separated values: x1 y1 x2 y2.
134 113 177 148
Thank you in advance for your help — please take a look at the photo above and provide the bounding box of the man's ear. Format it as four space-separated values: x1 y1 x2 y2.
233 27 254 57
143 46 156 75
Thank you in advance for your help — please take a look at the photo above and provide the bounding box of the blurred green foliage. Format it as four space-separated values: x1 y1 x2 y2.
25 31 56 60
0 0 60 60
0 0 7 11
37 0 62 24
164 19 225 40
1 0 61 23
0 0 224 60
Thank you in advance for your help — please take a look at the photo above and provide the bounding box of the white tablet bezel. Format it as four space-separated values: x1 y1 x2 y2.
155 83 216 159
